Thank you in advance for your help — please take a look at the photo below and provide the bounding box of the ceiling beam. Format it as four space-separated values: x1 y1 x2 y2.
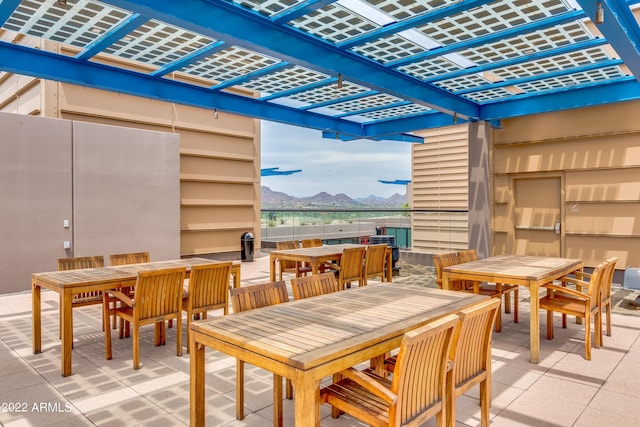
480 78 640 119
576 0 640 81
101 0 479 119
0 41 369 136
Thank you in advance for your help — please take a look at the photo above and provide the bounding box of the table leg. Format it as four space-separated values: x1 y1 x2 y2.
442 273 450 290
273 375 283 427
61 290 73 376
232 265 240 288
190 336 205 427
293 373 321 427
270 253 276 282
529 283 540 363
312 262 319 275
386 249 392 282
32 281 42 354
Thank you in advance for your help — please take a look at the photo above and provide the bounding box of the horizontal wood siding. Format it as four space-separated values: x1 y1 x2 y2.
412 125 469 253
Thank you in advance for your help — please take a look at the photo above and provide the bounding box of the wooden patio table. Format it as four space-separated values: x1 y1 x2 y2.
32 257 240 377
441 254 583 364
189 282 487 427
269 243 392 282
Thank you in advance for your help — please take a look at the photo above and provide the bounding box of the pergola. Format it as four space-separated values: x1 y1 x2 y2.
1 0 640 143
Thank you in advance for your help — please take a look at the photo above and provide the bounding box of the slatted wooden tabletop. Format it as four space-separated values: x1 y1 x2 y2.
32 257 239 377
269 243 391 281
442 255 583 364
189 282 487 427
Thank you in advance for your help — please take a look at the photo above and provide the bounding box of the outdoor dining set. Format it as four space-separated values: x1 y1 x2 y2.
30 243 618 427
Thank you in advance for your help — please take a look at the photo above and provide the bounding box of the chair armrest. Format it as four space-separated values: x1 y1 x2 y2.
340 367 396 404
107 289 135 308
544 283 589 300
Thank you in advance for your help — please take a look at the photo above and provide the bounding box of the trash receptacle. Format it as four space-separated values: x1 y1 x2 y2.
240 232 254 262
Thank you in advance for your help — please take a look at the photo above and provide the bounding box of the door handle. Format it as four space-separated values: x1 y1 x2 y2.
515 225 555 231
554 222 561 235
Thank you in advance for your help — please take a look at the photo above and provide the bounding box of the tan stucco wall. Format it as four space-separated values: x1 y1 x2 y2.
492 101 640 268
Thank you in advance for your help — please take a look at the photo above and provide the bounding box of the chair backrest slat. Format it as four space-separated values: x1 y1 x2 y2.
57 256 105 300
291 272 340 300
135 267 186 320
451 298 500 389
601 257 618 301
391 314 459 426
188 262 232 310
586 261 608 305
433 252 462 290
110 252 150 266
57 256 104 271
230 281 289 313
338 247 366 286
364 244 387 280
276 241 300 270
301 238 322 248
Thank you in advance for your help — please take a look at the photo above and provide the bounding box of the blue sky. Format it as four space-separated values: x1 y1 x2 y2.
260 121 412 199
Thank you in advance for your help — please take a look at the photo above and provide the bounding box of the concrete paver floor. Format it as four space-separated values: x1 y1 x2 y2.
1 254 640 426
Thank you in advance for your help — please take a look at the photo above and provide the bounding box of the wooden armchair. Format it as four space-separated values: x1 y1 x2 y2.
540 260 608 360
276 240 311 280
334 246 366 289
291 272 340 300
107 252 150 330
182 262 232 353
565 257 618 345
458 249 518 331
320 314 460 427
229 281 291 426
109 251 150 266
381 299 500 427
57 256 105 339
446 298 500 427
103 267 186 369
363 243 388 285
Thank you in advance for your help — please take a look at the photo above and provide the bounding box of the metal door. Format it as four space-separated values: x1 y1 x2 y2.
513 177 561 256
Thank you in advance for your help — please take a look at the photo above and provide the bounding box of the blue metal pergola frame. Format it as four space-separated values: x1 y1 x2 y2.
1 0 640 142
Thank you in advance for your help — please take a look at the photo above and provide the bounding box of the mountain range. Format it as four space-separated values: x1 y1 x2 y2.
261 186 407 208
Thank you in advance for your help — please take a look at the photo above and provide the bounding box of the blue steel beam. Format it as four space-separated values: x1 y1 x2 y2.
214 62 293 90
151 41 227 77
455 59 625 95
423 38 609 84
0 0 21 27
261 167 302 176
76 14 150 60
576 0 640 81
272 0 339 24
334 101 411 119
322 131 424 143
480 77 640 120
260 76 339 101
363 112 473 136
100 0 479 119
338 0 495 49
378 180 411 185
0 41 368 137
388 10 587 68
300 90 379 111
